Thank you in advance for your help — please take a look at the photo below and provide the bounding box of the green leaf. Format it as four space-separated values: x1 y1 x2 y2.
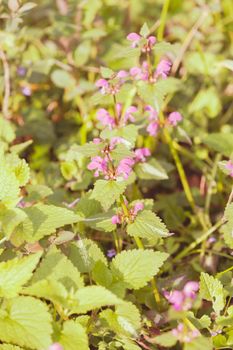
0 296 52 349
135 159 168 180
110 249 168 289
73 286 122 314
68 238 107 273
0 162 20 208
139 23 149 37
15 204 82 242
200 272 225 315
0 345 24 350
111 144 134 162
18 2 37 13
1 207 27 238
59 320 89 350
189 88 221 118
221 203 233 248
100 67 114 79
91 180 127 211
0 252 42 298
74 40 91 67
184 336 213 350
202 133 233 157
31 246 84 291
51 69 76 89
152 331 177 347
217 59 233 71
127 210 170 243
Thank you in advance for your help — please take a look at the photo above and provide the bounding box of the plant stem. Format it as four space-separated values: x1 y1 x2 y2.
173 219 224 262
157 0 170 41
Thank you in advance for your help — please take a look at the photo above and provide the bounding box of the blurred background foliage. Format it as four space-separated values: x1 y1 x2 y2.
0 0 232 220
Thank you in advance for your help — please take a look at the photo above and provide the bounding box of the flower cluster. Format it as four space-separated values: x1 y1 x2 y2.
96 70 128 95
127 32 156 51
146 105 183 136
164 281 199 311
97 103 137 129
130 59 171 83
88 137 150 181
172 323 200 343
112 201 144 225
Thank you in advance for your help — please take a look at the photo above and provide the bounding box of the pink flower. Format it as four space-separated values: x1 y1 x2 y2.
116 157 135 179
147 121 159 136
96 108 116 129
48 344 63 350
145 105 158 120
111 214 121 224
172 323 200 343
132 202 144 215
109 137 125 149
168 112 183 126
130 61 149 81
127 32 141 47
226 160 233 177
88 156 108 177
183 281 199 299
134 148 151 162
117 70 128 78
93 138 101 144
164 281 199 311
116 103 138 124
127 32 156 51
95 79 109 94
155 59 172 79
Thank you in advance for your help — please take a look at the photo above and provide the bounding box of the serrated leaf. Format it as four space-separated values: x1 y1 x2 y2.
0 296 52 349
100 67 114 79
73 286 122 314
31 246 84 291
200 272 225 314
91 180 127 211
15 204 82 242
127 210 170 243
1 207 27 238
0 252 42 298
59 320 89 350
66 142 103 159
111 249 168 289
152 331 177 347
68 239 107 273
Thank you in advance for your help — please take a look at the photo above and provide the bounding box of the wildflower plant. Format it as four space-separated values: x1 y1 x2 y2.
0 1 233 350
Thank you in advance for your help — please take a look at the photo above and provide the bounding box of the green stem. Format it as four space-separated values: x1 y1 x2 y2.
173 219 224 262
157 0 170 41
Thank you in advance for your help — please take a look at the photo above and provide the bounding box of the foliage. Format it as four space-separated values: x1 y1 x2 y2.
0 0 233 349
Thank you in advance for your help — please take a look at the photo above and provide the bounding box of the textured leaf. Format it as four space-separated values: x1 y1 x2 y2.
127 210 170 242
59 320 89 350
74 40 91 67
31 246 84 290
51 69 76 88
184 336 213 350
0 252 42 298
200 272 225 314
0 296 52 349
0 345 24 350
139 23 149 37
135 159 168 180
111 249 168 289
68 238 107 273
73 286 122 313
15 204 82 242
152 331 177 347
202 133 233 157
91 180 127 211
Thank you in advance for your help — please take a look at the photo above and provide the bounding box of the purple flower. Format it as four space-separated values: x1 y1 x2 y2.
130 61 149 81
155 59 172 79
225 160 233 177
147 121 159 136
115 103 137 125
95 79 109 94
168 112 183 126
134 148 151 162
164 281 199 311
132 202 144 215
96 108 116 129
116 157 135 179
48 343 63 350
172 323 200 343
22 86 32 96
17 66 26 77
87 156 108 177
107 248 117 258
127 32 156 51
111 215 121 225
